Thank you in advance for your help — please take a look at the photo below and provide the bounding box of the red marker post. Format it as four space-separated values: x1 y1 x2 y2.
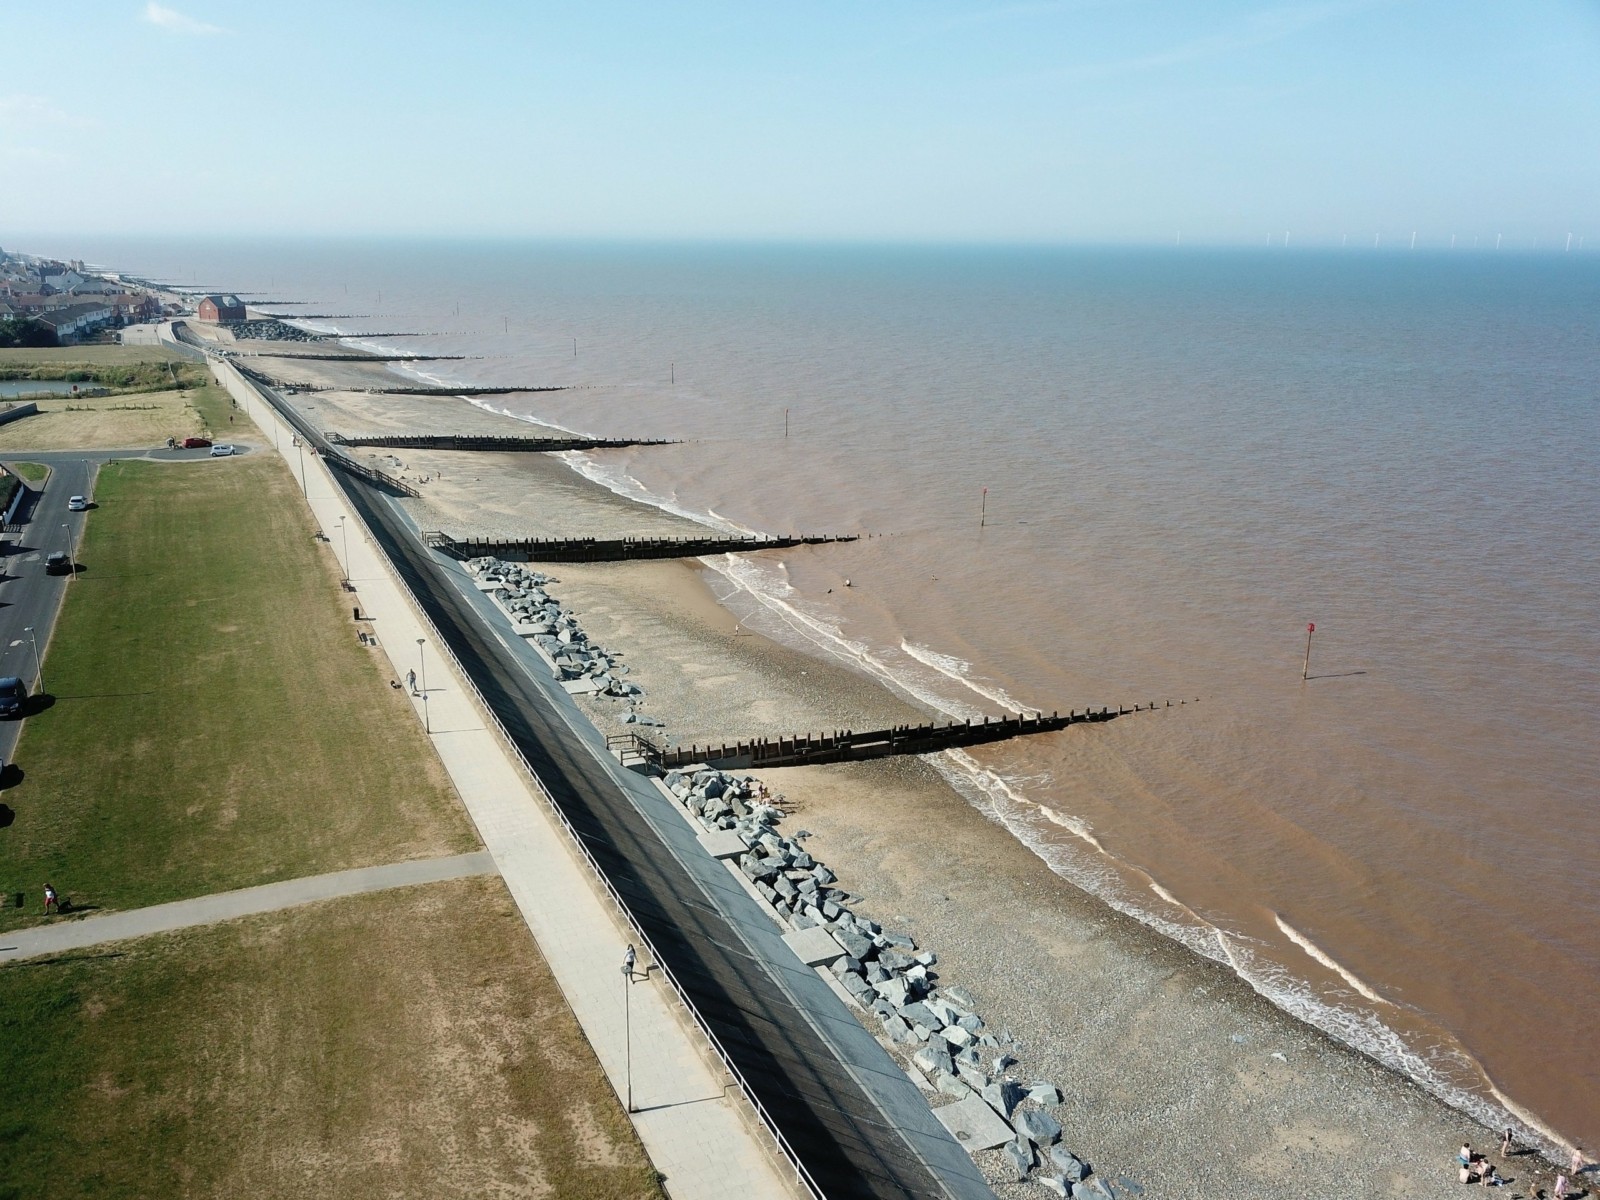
1302 621 1315 681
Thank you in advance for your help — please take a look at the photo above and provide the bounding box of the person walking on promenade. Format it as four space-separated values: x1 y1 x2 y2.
42 883 58 914
623 943 637 982
407 669 417 695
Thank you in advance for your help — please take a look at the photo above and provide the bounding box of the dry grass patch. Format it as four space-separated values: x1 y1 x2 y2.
0 389 206 450
0 875 663 1200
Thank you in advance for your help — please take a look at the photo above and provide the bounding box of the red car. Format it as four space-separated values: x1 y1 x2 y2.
180 437 212 449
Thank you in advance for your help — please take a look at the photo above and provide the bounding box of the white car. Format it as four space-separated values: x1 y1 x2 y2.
209 443 235 457
68 495 88 511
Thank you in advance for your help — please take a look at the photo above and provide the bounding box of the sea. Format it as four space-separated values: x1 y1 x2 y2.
48 236 1600 1149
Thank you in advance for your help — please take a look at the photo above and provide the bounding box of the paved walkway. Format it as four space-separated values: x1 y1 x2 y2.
216 360 801 1200
0 852 496 961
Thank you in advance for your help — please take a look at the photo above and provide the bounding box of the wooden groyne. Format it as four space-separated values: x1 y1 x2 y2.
653 707 1150 771
426 531 857 563
357 385 568 397
329 432 678 453
243 353 474 362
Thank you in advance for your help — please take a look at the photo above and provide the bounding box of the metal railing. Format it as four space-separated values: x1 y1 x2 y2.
231 365 828 1200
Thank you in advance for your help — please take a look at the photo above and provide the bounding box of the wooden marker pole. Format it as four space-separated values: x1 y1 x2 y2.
980 486 988 528
784 407 789 439
1302 621 1315 680
670 362 675 385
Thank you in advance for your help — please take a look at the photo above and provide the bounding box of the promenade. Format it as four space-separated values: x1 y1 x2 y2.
217 363 801 1200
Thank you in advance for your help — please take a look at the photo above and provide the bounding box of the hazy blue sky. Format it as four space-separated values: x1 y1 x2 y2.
3 1 1598 244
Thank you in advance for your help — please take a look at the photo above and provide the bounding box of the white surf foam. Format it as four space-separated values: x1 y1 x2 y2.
901 641 1040 715
1275 914 1388 1005
927 745 1567 1157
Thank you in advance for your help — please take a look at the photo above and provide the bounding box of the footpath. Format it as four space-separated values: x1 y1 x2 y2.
214 361 801 1200
0 853 496 960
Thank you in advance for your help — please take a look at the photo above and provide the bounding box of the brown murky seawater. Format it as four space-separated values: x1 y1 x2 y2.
74 238 1597 1147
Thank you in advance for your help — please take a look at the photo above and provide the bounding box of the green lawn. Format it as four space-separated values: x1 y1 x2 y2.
6 461 50 486
0 877 663 1200
0 456 476 931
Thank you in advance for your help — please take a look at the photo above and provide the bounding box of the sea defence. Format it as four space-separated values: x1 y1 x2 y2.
331 432 679 452
426 530 858 563
645 709 1132 771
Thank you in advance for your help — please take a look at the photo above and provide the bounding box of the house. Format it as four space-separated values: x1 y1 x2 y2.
197 294 246 323
35 302 114 344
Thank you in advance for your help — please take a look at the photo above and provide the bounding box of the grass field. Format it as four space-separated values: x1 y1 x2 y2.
0 390 206 450
0 455 476 931
0 345 183 367
7 461 50 486
0 876 663 1200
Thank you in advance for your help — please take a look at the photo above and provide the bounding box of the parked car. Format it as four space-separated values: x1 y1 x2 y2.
46 551 71 575
181 436 212 449
0 676 27 717
68 495 88 511
210 443 235 457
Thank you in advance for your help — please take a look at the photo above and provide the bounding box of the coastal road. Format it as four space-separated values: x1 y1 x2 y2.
0 456 94 766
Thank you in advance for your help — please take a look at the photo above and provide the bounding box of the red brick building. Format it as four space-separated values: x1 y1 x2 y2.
197 293 246 322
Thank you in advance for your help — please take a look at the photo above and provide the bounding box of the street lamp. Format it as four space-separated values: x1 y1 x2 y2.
22 626 41 693
61 523 76 580
622 944 636 1113
416 637 429 733
337 516 349 585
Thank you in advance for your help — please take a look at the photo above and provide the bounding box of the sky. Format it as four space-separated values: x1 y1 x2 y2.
2 1 1598 245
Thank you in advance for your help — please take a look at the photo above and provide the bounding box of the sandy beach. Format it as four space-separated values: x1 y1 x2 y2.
261 346 1573 1199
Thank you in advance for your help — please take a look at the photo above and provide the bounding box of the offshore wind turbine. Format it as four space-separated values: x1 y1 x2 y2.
1410 231 1417 250
1496 233 1502 250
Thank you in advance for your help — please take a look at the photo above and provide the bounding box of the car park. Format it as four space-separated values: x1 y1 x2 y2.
0 676 27 717
210 443 235 457
68 495 88 511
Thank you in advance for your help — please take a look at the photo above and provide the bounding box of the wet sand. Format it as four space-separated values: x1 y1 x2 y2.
264 353 1569 1199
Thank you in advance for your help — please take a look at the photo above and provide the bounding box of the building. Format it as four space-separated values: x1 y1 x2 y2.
197 294 246 323
35 302 114 344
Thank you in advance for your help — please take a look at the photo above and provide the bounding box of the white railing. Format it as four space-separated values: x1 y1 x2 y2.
238 368 830 1200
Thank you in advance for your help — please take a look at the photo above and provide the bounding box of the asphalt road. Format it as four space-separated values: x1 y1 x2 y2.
0 457 95 765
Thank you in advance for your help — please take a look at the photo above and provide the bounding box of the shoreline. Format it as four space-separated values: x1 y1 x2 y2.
250 322 1571 1193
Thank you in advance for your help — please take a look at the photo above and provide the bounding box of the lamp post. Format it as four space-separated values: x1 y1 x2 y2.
22 626 41 692
296 441 307 496
622 944 636 1113
416 637 429 733
61 523 76 580
337 516 349 585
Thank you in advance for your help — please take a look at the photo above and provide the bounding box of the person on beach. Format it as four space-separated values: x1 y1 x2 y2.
1460 1145 1475 1170
1479 1161 1500 1188
1502 1129 1514 1156
1573 1148 1588 1175
1554 1173 1568 1199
